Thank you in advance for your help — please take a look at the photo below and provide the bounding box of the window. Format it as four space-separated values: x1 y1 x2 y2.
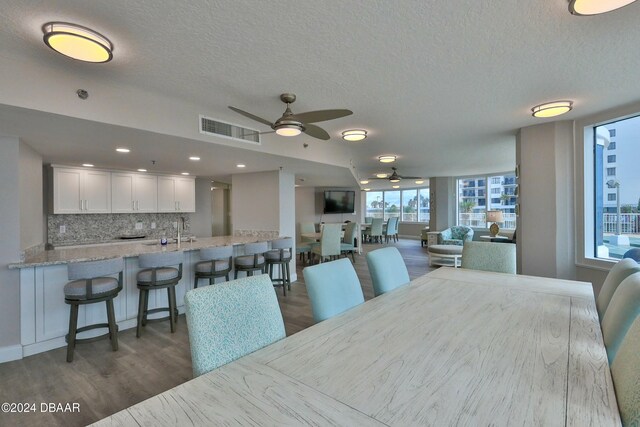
608 193 617 201
366 187 430 223
609 129 616 137
607 167 616 176
608 141 616 150
608 155 616 163
457 172 516 229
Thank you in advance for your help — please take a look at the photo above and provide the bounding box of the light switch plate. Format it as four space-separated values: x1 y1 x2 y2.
59 225 66 234
151 222 156 229
135 222 143 230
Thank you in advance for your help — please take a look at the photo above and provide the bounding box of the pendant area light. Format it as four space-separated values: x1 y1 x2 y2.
569 0 637 15
531 101 573 118
342 129 367 141
43 22 113 63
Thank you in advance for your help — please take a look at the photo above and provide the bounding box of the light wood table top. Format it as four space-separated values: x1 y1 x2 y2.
94 267 620 426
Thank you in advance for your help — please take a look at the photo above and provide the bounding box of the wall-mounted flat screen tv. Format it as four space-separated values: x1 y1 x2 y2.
324 190 355 214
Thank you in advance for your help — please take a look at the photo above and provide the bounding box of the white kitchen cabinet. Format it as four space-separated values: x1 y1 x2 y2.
157 176 196 212
53 167 111 214
111 172 158 213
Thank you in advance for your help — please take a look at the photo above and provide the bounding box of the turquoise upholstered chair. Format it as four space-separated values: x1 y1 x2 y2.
341 222 358 262
366 247 410 297
461 241 516 274
438 226 473 246
601 272 640 363
611 315 640 426
303 258 365 323
300 222 316 243
364 218 384 243
384 217 399 243
184 274 285 377
597 258 640 320
311 223 342 263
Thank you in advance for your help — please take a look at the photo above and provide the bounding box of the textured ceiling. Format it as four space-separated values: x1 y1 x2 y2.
1 0 640 188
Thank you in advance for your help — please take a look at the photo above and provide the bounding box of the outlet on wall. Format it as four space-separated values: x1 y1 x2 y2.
135 222 143 230
151 222 156 229
59 225 66 234
173 221 178 229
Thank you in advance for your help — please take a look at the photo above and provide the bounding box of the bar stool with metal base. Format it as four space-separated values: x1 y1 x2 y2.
265 238 293 296
194 245 233 288
234 241 268 279
136 251 183 338
64 257 124 362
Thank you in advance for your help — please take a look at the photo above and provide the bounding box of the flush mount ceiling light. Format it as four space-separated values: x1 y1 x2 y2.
569 0 637 15
378 155 397 163
360 180 370 184
189 156 200 161
364 188 371 191
137 169 147 172
376 173 388 178
82 163 94 167
181 172 190 175
342 129 367 142
237 164 246 168
392 185 400 189
531 101 573 118
115 147 130 153
415 180 425 184
42 22 113 63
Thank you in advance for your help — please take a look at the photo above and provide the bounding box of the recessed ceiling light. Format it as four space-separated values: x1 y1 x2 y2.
137 169 147 172
189 156 200 161
376 173 388 178
569 0 637 15
415 180 425 184
237 164 246 168
378 155 397 163
360 180 370 184
42 22 113 63
531 101 573 118
364 188 371 191
392 185 400 189
82 163 94 167
116 147 130 153
342 129 367 142
181 172 189 175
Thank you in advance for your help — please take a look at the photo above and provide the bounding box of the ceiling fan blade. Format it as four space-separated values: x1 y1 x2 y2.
398 176 423 180
228 106 274 127
293 109 353 124
303 124 331 140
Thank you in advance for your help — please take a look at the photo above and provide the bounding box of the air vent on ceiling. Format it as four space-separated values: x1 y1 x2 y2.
199 115 261 145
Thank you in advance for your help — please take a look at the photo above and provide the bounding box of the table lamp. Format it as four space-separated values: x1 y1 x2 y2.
486 210 504 237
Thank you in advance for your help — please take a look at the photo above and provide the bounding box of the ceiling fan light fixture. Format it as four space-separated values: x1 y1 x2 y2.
378 155 397 163
569 0 637 15
390 178 401 183
275 124 302 137
342 129 367 142
42 22 113 63
531 100 573 118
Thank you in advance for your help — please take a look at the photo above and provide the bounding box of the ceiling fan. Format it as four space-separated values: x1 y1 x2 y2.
371 167 423 182
228 93 352 141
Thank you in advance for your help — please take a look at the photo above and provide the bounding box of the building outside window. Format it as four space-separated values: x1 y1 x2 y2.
607 167 616 176
608 141 616 150
365 187 430 223
608 155 617 163
456 172 516 229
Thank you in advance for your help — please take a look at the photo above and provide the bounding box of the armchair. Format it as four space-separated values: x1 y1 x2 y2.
437 226 474 246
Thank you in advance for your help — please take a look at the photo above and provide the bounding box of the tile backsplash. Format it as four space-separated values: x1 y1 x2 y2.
48 213 191 246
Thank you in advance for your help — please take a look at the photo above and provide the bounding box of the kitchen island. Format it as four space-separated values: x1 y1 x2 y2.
9 235 285 359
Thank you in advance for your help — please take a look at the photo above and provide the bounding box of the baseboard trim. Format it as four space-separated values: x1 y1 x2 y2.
0 344 23 363
398 235 420 240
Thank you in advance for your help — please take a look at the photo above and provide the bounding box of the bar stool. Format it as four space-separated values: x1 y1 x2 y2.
194 245 233 288
234 241 268 279
265 238 293 296
64 257 124 362
136 251 183 338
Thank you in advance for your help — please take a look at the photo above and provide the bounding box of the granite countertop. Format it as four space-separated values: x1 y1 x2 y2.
9 236 282 269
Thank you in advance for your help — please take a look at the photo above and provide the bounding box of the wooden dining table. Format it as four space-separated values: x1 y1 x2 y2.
92 267 620 426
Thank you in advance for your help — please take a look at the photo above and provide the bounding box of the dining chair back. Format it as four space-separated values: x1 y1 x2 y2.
610 315 640 426
600 272 640 363
184 274 286 377
367 218 384 243
341 222 358 262
597 258 640 320
303 258 364 322
365 216 373 224
384 216 399 243
311 223 342 263
461 241 516 274
366 247 410 296
300 222 316 243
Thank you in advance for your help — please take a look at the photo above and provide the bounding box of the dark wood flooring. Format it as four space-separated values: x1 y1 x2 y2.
0 239 433 427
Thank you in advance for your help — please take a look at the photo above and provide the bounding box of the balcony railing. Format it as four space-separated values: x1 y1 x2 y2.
458 213 517 230
603 213 640 234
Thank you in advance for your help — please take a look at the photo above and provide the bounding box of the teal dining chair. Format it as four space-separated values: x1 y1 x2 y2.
366 247 410 297
364 218 384 243
596 258 640 320
311 223 342 263
461 241 516 274
600 272 640 363
303 258 364 323
340 222 358 262
300 222 317 243
384 217 399 243
184 274 286 377
610 315 640 426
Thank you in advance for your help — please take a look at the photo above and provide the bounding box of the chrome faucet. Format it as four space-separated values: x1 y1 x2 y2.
177 217 186 242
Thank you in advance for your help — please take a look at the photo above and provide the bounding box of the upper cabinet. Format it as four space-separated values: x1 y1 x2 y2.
52 166 195 214
158 176 196 213
53 167 111 214
111 172 158 213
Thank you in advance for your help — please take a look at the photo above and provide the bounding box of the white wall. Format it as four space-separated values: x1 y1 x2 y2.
430 177 456 231
295 187 317 241
231 171 281 232
190 178 213 237
0 136 22 350
278 171 296 242
19 141 43 250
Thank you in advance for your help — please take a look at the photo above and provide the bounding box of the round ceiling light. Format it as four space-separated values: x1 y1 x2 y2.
392 185 400 189
42 22 113 63
360 180 369 184
275 124 302 137
378 155 397 163
116 147 130 153
342 130 367 142
237 164 246 168
376 173 388 178
569 0 637 15
364 188 371 191
531 101 573 118
189 156 200 161
415 180 425 184
137 169 147 172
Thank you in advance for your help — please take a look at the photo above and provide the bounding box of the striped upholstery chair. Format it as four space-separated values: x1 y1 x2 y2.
184 274 285 377
596 258 640 320
600 272 640 363
366 247 410 297
610 315 640 426
461 241 516 274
